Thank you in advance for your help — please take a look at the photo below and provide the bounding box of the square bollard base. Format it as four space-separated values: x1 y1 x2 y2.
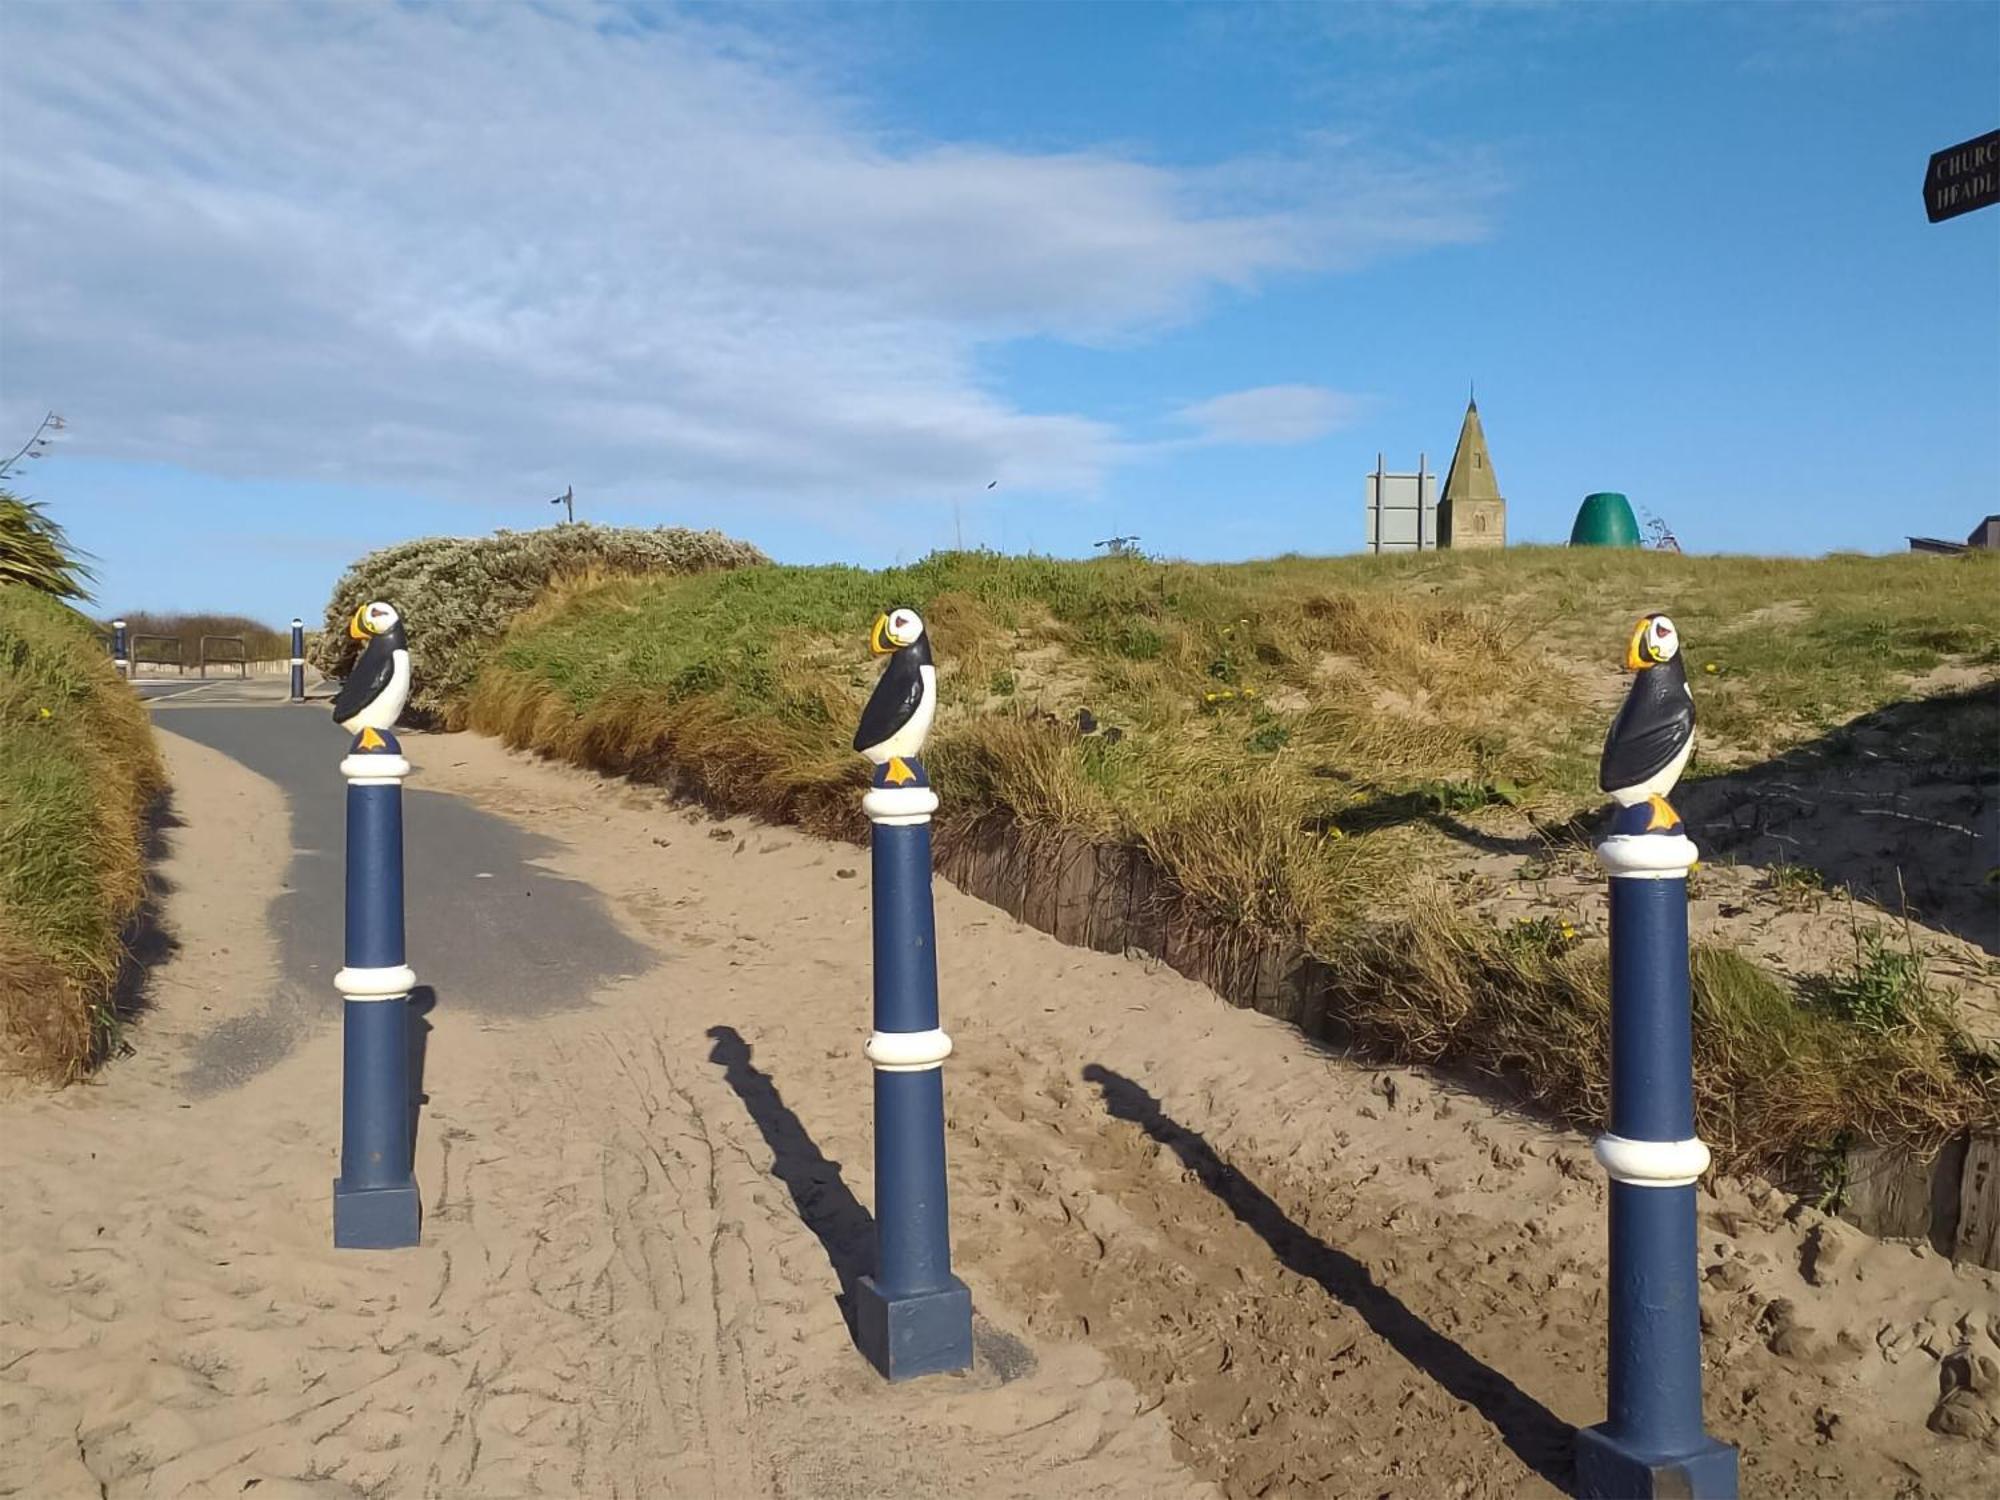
332 1178 422 1250
1575 1425 1738 1500
853 1275 973 1381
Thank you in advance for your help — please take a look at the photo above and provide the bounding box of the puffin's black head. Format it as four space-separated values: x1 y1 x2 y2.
349 600 402 642
869 606 928 659
1624 613 1681 672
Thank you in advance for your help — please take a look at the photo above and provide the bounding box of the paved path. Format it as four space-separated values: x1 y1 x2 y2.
135 674 301 704
150 697 649 1092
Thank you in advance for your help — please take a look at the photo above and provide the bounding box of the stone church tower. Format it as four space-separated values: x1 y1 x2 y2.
1439 396 1506 548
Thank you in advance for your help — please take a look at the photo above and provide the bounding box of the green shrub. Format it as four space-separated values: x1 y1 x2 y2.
311 523 768 725
0 587 163 1079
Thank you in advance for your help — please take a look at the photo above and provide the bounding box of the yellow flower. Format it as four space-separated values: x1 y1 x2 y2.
1703 662 1719 674
38 707 51 719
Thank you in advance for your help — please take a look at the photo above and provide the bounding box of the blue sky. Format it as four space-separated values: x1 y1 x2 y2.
1 0 1995 624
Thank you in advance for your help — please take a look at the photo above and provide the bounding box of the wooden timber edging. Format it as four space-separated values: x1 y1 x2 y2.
930 812 2000 1272
1839 1135 2000 1269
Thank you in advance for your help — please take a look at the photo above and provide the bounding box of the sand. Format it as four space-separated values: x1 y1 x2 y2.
3 725 1997 1498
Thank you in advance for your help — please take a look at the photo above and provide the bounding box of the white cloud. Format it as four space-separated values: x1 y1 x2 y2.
1177 385 1364 445
0 3 1491 515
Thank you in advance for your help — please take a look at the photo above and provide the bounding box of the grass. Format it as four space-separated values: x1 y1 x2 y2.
1767 862 1829 912
1323 901 1989 1171
1 587 164 1080
465 546 2000 1176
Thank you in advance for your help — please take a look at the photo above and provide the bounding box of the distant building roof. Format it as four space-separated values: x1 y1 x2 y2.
1907 515 2000 554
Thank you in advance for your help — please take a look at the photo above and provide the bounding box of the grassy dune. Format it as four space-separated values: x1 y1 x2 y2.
1 588 164 1080
467 547 2000 1177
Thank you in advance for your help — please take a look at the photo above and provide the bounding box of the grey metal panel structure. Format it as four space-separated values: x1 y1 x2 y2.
1365 453 1436 552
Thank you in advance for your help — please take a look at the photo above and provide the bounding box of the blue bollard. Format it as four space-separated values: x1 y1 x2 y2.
853 756 973 1379
290 618 306 702
849 604 971 1380
332 726 421 1250
112 618 129 678
1575 802 1738 1497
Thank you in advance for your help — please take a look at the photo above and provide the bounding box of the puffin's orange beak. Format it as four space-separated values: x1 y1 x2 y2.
1624 618 1653 671
349 607 368 641
869 613 893 655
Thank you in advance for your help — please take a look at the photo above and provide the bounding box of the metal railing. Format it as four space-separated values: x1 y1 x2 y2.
131 635 185 675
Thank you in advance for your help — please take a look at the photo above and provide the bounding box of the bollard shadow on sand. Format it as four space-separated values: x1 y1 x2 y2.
707 1024 1039 1385
705 1026 875 1321
1083 1063 1577 1494
407 985 435 1157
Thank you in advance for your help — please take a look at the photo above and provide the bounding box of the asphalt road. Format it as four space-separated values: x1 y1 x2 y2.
151 698 650 1093
136 677 266 702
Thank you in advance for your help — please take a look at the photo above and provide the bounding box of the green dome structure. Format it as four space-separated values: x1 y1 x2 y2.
1570 492 1642 548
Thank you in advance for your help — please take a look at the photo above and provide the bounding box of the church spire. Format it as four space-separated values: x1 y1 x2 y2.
1442 396 1499 504
1439 393 1506 548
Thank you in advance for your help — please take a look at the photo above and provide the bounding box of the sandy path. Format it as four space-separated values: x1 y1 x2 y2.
1 730 1194 1499
4 725 1997 1498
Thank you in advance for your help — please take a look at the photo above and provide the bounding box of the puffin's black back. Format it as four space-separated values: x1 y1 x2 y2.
330 624 403 724
854 634 931 754
1599 654 1694 792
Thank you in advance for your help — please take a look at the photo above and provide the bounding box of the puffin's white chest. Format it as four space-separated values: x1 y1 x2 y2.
341 648 412 733
872 663 937 762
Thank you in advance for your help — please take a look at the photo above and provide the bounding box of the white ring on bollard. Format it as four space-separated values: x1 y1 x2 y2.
340 755 412 781
290 657 306 666
335 964 417 1000
863 785 940 825
1594 1132 1711 1187
865 1028 953 1071
1596 833 1699 879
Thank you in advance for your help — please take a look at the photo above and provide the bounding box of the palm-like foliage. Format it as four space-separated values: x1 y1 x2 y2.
0 490 93 600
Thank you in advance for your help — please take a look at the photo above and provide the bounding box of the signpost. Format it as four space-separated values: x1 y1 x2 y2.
1925 129 2000 223
1365 453 1436 553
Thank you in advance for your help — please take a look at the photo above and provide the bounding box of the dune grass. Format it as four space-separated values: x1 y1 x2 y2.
1 587 164 1080
467 547 2000 1176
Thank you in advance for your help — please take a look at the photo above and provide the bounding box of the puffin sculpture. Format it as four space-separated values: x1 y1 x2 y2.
1599 612 1696 831
329 600 411 736
853 606 936 785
